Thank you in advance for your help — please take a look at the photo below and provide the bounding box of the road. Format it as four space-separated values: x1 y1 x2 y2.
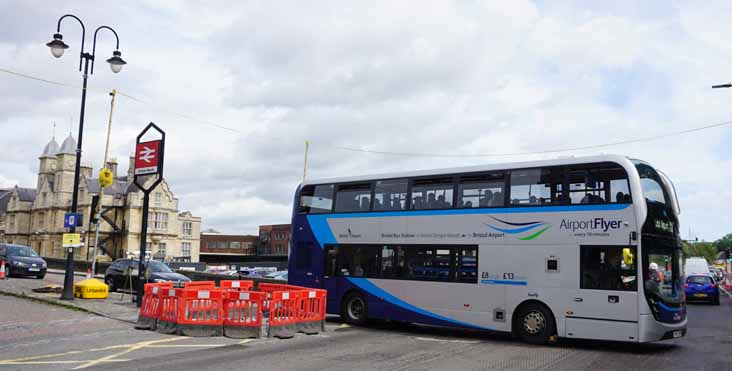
1 291 730 371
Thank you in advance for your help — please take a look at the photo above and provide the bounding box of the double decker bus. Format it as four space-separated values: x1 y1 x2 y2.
288 155 686 343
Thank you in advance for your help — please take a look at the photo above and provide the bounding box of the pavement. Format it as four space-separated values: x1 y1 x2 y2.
1 277 731 371
0 271 139 323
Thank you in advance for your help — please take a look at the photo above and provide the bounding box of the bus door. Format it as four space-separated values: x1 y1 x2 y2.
566 245 639 341
322 245 340 312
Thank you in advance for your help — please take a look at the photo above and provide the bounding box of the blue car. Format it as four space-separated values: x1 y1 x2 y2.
685 274 720 305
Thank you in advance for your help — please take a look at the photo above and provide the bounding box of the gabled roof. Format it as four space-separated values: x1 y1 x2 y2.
15 187 37 202
0 189 11 213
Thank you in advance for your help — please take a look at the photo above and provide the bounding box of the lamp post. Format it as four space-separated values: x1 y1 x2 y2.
47 14 127 300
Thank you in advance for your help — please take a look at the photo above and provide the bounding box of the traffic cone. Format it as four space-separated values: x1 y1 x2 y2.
0 260 6 280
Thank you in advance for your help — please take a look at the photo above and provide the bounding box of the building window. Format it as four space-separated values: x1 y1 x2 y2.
152 212 168 230
157 243 166 256
154 192 162 206
37 212 45 228
217 241 228 249
182 221 192 236
8 215 15 229
231 241 241 249
181 242 191 256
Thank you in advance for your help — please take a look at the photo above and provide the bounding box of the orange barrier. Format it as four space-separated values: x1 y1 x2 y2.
135 282 174 330
220 280 254 291
178 287 224 337
138 280 327 339
296 289 327 334
157 287 181 334
268 290 301 338
223 290 265 338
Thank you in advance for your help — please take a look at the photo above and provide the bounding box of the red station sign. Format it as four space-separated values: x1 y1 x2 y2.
134 140 162 176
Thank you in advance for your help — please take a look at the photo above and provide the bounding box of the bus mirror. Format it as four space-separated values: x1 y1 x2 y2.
623 248 634 266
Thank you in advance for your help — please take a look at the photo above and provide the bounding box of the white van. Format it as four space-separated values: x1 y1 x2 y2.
684 257 709 276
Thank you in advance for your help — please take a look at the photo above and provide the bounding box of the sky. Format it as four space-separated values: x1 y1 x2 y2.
0 1 731 240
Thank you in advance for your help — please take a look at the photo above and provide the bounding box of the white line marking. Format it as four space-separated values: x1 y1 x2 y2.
414 337 480 344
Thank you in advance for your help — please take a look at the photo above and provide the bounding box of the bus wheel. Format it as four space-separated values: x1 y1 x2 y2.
517 303 555 345
342 292 368 325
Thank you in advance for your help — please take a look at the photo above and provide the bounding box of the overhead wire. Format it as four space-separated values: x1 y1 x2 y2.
1 66 731 158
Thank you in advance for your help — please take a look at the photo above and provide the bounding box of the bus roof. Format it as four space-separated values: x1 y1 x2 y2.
302 154 637 186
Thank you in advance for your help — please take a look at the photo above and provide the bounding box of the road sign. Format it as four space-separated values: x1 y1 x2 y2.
62 233 81 247
134 140 162 176
99 167 114 188
64 213 81 228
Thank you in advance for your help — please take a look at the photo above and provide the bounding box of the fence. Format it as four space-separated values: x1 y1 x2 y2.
136 280 326 339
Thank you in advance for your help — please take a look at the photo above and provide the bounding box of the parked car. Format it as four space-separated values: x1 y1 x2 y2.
684 273 720 305
264 270 288 281
0 243 47 279
104 259 190 292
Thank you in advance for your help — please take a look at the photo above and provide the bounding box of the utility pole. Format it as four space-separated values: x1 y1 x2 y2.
302 140 309 183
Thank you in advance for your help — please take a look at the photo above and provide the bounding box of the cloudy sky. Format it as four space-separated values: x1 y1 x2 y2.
1 1 731 240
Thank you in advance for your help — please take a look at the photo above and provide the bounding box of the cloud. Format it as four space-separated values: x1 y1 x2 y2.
1 1 731 240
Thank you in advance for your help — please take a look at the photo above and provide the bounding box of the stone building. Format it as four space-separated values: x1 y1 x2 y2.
0 135 202 262
258 224 291 257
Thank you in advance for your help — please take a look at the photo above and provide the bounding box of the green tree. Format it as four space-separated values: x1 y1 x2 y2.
682 241 717 262
715 233 732 253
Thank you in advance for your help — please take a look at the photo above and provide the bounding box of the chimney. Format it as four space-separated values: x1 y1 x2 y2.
107 158 118 178
127 155 135 180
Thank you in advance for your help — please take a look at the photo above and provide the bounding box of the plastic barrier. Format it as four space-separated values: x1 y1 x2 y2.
178 287 224 337
157 287 181 334
296 289 327 335
138 280 327 340
223 290 265 338
268 290 300 339
220 280 254 291
135 282 173 330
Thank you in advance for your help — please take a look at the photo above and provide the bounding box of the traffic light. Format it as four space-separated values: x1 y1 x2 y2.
90 195 100 224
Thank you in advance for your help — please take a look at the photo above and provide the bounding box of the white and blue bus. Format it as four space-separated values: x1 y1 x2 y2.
288 155 686 343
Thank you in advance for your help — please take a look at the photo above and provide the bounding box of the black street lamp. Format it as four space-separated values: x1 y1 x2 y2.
46 14 127 300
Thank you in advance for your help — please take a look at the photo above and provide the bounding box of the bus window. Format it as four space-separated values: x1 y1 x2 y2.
380 245 397 277
299 184 334 214
335 183 372 213
374 179 408 211
458 173 505 208
335 245 379 277
324 246 337 277
567 164 630 205
411 178 454 210
509 168 560 206
402 247 452 282
580 246 637 291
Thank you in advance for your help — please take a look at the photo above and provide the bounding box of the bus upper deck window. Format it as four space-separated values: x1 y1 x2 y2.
299 184 334 214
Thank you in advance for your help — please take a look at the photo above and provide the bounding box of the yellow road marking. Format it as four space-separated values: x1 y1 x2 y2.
73 338 184 370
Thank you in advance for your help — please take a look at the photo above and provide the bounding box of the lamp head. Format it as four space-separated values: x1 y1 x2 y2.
46 33 69 58
106 50 126 73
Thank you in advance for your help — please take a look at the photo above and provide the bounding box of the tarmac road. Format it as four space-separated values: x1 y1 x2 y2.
1 292 730 371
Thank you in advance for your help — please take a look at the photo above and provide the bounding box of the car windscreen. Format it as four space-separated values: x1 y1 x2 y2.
145 261 173 273
7 246 39 257
687 276 712 284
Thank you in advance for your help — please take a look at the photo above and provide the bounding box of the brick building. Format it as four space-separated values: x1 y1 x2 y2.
199 231 258 264
258 224 291 257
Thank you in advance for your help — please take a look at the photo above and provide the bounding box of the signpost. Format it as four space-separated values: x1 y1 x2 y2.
133 122 165 307
64 213 81 228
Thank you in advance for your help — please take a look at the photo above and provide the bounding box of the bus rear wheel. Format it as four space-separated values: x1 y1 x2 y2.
341 292 368 326
516 303 555 345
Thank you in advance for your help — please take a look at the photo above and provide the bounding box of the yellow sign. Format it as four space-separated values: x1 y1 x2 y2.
99 167 114 188
74 278 109 299
623 247 634 266
62 233 81 247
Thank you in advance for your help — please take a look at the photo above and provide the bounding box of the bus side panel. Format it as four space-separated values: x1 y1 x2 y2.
289 214 323 289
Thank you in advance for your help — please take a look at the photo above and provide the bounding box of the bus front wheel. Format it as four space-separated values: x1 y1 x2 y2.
516 303 556 345
341 291 368 325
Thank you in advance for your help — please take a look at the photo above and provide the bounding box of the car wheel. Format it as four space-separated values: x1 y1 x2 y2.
713 296 720 305
105 276 116 292
341 291 368 326
516 303 556 345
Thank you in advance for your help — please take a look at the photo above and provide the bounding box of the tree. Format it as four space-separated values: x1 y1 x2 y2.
683 241 717 262
715 233 732 253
